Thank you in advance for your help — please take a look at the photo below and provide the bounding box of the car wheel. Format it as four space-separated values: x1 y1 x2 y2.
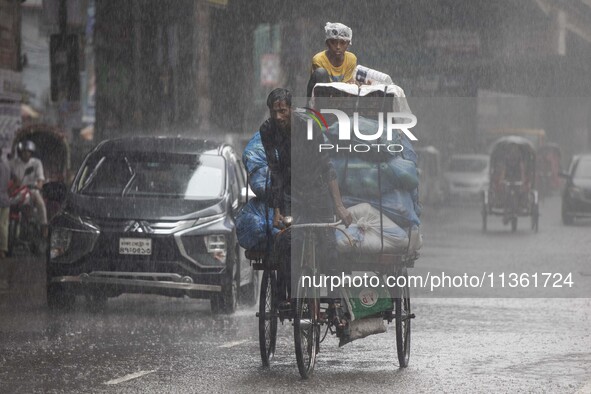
211 262 238 314
47 283 75 311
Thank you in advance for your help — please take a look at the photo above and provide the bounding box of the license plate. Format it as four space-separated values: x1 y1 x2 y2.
119 238 152 255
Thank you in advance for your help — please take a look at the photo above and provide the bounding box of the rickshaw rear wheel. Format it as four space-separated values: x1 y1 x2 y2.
531 205 539 232
259 270 278 367
395 267 411 368
481 191 488 232
294 270 319 379
511 217 518 232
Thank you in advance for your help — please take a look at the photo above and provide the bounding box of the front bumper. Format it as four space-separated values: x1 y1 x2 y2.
51 271 221 292
564 198 591 217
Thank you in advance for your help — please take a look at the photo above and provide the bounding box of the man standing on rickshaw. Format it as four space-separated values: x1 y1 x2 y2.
307 22 357 97
258 88 352 310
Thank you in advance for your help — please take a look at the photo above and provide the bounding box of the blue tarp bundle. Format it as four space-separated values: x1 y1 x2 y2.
236 198 278 251
242 131 272 200
326 115 421 227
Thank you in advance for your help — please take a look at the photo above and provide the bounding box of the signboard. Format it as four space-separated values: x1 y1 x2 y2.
0 103 21 156
260 54 281 87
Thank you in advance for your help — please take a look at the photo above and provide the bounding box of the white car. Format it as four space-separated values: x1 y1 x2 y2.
444 154 490 200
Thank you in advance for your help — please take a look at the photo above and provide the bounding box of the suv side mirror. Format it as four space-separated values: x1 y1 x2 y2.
558 171 571 179
42 181 68 203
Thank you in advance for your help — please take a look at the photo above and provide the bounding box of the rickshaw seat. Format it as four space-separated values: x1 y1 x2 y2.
245 249 266 261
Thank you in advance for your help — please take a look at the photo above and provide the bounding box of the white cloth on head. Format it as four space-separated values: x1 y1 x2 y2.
325 22 352 44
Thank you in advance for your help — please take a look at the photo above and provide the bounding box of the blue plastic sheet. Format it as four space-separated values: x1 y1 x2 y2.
242 132 273 200
236 198 278 251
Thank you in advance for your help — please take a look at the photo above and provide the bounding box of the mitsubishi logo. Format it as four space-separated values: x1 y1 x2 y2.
124 220 153 233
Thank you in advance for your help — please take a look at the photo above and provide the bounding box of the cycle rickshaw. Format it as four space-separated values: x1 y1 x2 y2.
247 82 420 379
481 136 539 232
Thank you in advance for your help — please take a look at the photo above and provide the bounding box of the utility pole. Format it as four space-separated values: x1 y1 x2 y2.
195 0 211 131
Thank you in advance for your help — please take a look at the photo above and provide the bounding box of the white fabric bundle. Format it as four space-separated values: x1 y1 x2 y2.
336 203 410 254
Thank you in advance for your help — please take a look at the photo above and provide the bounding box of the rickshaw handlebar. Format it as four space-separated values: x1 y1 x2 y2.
288 220 343 229
278 218 354 246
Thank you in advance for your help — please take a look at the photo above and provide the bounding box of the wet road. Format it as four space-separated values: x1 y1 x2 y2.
1 195 590 393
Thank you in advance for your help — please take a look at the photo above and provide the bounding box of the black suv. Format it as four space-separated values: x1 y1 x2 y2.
561 154 591 225
47 136 256 313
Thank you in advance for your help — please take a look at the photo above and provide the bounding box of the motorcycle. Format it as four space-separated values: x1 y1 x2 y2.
7 167 46 256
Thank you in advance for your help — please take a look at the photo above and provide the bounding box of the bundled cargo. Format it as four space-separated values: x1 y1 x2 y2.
335 203 409 254
242 131 272 200
325 122 421 227
342 189 420 228
236 198 278 251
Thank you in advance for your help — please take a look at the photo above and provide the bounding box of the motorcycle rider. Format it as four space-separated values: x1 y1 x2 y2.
10 140 48 238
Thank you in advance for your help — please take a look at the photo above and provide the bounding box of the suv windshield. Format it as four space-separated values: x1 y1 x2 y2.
75 152 225 199
448 157 488 173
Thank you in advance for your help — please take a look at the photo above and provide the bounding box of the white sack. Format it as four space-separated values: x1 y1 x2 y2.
336 203 409 254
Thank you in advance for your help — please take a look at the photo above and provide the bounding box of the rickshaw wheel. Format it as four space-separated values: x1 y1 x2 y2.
531 205 539 232
294 270 319 379
395 267 411 368
481 192 488 232
511 217 518 232
259 270 278 367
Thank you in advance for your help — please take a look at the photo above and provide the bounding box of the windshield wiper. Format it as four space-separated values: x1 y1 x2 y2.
80 156 106 193
121 157 137 197
121 172 137 197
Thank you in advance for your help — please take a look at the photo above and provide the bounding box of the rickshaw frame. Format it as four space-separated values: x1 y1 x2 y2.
250 222 416 379
249 82 418 378
481 136 539 232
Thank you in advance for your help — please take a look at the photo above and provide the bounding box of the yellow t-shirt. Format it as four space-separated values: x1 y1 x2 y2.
311 51 357 83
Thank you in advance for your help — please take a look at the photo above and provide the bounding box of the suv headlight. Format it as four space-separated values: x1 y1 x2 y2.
569 186 583 199
50 228 72 259
204 234 226 263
